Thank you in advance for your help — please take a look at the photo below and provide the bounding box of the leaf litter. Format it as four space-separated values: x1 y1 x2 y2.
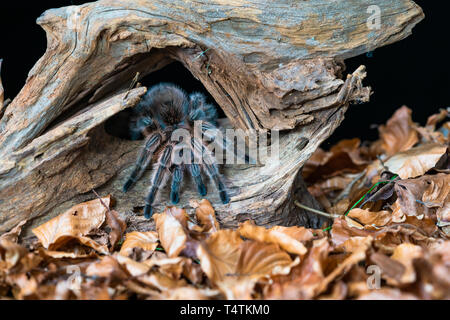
0 106 449 300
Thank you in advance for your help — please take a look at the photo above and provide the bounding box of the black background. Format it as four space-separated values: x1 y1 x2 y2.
0 0 448 145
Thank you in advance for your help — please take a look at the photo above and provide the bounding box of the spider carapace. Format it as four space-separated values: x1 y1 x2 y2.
123 83 230 218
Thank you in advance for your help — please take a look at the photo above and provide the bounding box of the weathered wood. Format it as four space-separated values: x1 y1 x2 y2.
0 0 423 234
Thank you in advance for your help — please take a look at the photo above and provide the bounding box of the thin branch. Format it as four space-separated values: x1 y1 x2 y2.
294 201 340 219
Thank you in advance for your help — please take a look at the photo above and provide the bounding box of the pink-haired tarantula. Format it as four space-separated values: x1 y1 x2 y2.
123 83 230 218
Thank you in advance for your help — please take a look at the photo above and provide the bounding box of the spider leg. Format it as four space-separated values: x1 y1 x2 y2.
170 164 184 205
123 133 161 192
192 137 230 204
188 162 207 197
144 145 173 219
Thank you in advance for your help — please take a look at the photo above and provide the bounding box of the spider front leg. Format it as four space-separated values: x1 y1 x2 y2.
123 133 161 192
144 144 173 219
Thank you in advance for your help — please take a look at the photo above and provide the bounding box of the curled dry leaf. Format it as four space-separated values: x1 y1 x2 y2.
153 208 188 258
303 138 369 182
394 173 449 219
115 253 150 277
0 220 27 243
265 238 330 299
384 143 447 179
196 230 243 284
379 106 419 156
104 209 126 251
193 199 219 233
390 243 423 284
119 231 158 257
137 272 187 292
347 208 392 227
145 255 187 280
0 239 41 273
86 256 128 281
238 220 308 256
236 241 295 278
32 197 111 251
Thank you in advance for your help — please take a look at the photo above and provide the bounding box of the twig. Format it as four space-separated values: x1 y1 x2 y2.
124 72 140 100
92 189 110 212
294 201 340 219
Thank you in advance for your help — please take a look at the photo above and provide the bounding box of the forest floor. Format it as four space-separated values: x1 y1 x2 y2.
0 106 449 300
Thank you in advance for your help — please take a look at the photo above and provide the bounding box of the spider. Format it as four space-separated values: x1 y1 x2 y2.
123 83 231 218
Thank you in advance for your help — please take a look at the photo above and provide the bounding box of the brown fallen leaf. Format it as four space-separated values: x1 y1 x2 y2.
347 208 392 227
303 138 370 182
265 238 330 299
32 197 111 252
86 256 128 281
236 241 295 278
238 220 308 256
394 173 449 219
196 230 243 284
193 199 220 233
384 143 447 179
153 208 188 258
0 220 27 243
115 253 150 277
144 255 188 280
105 209 126 251
0 239 41 273
390 243 423 284
137 272 187 292
379 106 419 156
119 231 159 257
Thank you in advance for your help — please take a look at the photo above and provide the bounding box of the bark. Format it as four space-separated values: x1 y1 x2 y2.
0 0 423 234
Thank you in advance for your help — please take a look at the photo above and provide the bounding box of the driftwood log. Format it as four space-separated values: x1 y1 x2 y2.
0 0 423 234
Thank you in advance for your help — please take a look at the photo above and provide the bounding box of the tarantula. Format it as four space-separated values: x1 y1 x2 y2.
123 83 231 218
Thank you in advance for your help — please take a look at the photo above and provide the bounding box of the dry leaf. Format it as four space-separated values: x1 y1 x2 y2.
1 220 27 243
390 243 423 284
193 199 219 233
265 238 330 299
104 209 126 251
153 208 188 258
196 230 243 284
115 253 150 277
86 256 128 280
379 106 419 156
394 174 449 219
238 220 308 256
236 241 295 277
119 231 158 257
384 143 447 179
32 197 111 251
347 208 392 227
